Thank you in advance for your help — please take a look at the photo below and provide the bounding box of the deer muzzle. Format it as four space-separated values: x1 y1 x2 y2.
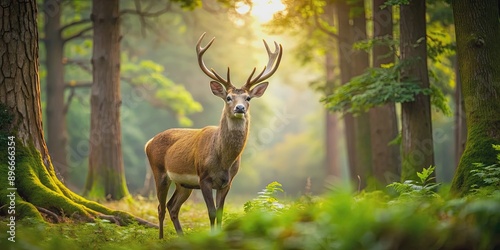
233 104 246 118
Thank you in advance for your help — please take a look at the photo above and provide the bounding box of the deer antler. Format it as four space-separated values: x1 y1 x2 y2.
243 40 283 91
196 33 235 91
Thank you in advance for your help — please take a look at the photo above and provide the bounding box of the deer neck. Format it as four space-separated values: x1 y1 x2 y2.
216 110 250 164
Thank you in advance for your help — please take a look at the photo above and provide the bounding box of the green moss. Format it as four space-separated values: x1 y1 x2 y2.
84 166 131 201
452 122 500 195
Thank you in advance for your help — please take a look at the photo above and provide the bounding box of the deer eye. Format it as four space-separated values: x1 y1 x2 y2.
226 96 232 102
246 96 252 102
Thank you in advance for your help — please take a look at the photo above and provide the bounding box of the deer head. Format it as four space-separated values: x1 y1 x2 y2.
196 33 283 120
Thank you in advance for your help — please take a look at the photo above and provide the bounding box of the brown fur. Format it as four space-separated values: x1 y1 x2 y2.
145 85 263 238
147 33 280 238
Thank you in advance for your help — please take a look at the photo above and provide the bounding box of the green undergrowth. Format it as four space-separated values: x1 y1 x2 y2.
1 179 500 249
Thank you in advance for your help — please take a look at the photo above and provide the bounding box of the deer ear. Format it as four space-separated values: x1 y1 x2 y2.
210 81 227 99
249 82 269 98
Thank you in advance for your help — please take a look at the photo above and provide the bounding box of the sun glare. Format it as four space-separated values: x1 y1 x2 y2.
236 0 286 23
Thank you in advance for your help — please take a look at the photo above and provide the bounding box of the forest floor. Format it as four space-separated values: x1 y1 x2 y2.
1 181 500 249
0 194 247 250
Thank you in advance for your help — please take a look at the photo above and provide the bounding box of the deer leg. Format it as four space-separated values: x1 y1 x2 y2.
200 179 216 230
155 173 171 239
215 186 230 229
167 184 192 235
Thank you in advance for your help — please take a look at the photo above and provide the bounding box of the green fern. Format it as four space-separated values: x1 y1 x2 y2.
244 182 285 213
470 145 500 191
387 166 440 197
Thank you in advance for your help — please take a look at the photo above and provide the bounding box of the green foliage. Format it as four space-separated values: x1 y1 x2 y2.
177 189 500 249
382 0 410 7
3 188 500 249
244 182 286 213
387 166 440 198
122 55 203 127
427 30 455 62
470 145 500 192
322 59 452 115
322 61 432 114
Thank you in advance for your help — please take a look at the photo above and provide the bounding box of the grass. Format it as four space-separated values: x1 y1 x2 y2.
0 192 245 250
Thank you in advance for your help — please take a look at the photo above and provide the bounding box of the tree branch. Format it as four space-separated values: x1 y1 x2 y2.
65 82 93 89
120 3 172 18
313 3 341 40
60 18 91 34
66 59 92 73
63 25 93 43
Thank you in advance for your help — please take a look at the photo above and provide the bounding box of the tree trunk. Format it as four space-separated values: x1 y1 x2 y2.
451 0 500 195
350 0 372 189
453 57 466 169
335 0 357 185
0 0 148 226
399 0 435 181
85 0 130 200
44 2 69 181
324 1 341 178
369 0 400 186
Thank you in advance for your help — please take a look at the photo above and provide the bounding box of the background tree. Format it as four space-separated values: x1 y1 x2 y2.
399 0 435 181
0 0 152 225
451 0 500 194
42 0 92 182
84 0 129 200
369 0 400 185
350 0 372 189
324 1 341 179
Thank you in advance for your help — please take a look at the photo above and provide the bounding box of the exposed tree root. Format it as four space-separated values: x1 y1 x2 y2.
36 206 61 223
0 142 158 229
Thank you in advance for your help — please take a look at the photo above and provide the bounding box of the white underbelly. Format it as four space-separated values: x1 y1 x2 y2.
167 171 199 186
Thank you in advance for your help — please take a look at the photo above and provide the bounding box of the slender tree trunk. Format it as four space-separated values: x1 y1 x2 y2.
44 2 69 181
324 1 341 178
0 0 144 225
335 0 357 185
451 0 500 195
350 0 372 189
399 0 435 181
369 0 400 185
453 57 466 169
85 0 129 200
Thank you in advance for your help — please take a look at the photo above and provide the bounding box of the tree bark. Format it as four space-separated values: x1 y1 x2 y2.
399 0 435 181
350 0 372 189
324 1 341 178
451 0 500 194
0 0 149 226
85 0 130 200
453 57 466 169
335 0 357 185
369 0 400 185
44 1 69 181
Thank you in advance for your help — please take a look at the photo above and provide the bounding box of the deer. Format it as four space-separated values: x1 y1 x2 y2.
144 33 282 238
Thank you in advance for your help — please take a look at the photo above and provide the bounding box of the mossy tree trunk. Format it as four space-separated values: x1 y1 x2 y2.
451 0 500 195
399 0 435 181
369 0 400 185
84 0 130 200
0 0 152 227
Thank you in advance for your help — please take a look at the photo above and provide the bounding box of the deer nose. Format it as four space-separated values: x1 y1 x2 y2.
234 104 246 113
